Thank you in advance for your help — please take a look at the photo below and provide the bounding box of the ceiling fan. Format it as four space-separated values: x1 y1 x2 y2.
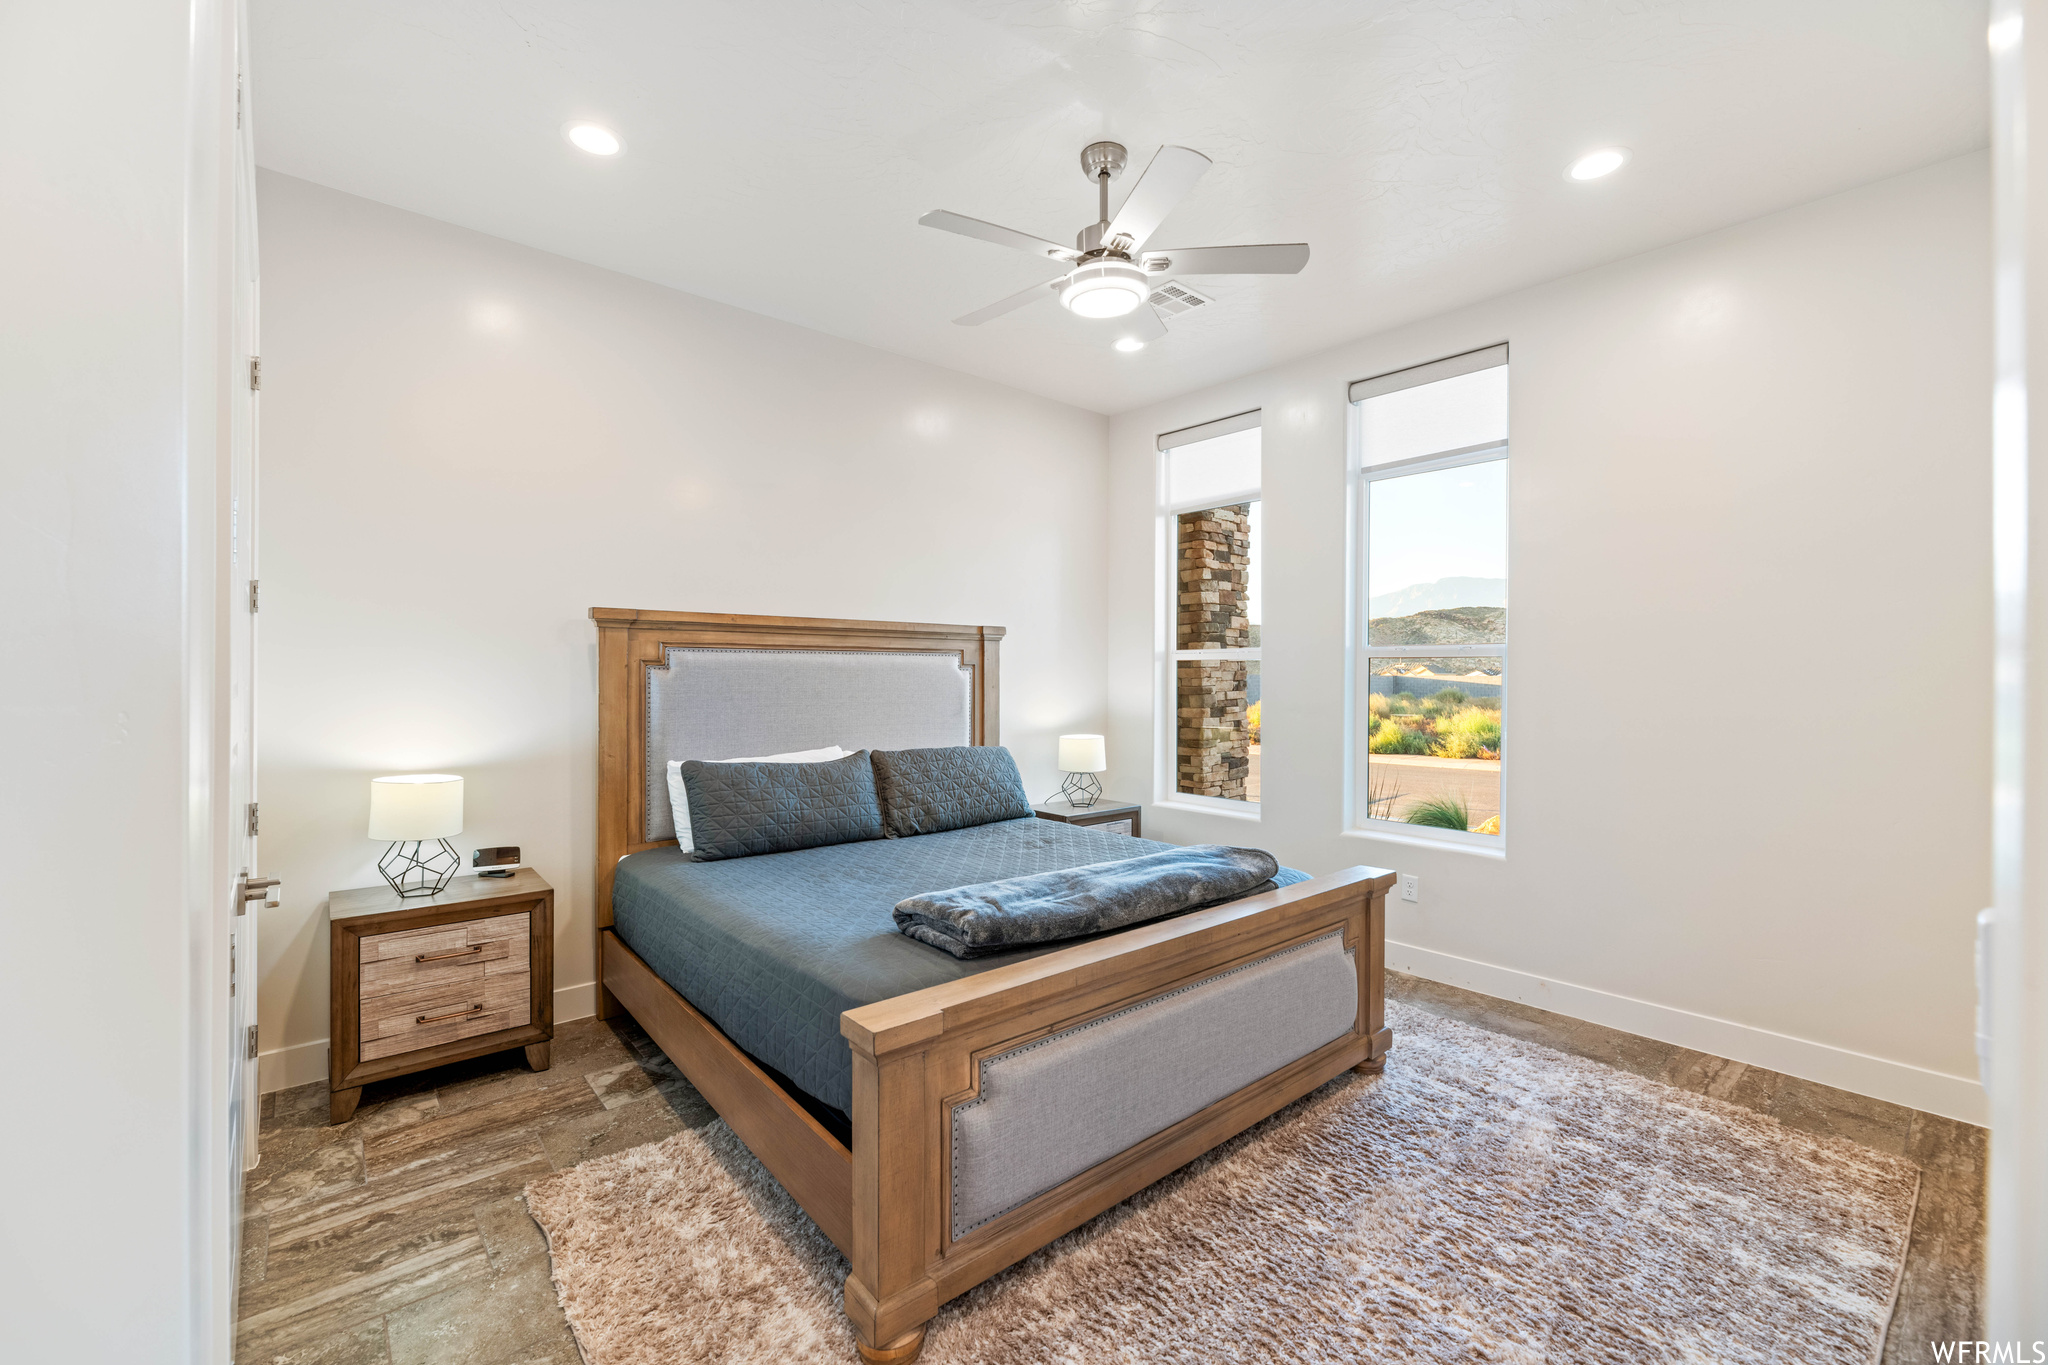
919 141 1309 346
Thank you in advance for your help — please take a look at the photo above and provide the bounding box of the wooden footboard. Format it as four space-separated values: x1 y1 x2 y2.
837 865 1392 1359
602 928 854 1253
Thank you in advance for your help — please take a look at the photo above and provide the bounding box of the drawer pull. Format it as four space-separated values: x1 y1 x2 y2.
416 1003 485 1025
415 945 485 964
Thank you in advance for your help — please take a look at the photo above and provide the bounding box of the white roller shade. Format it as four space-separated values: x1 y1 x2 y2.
1156 407 1261 452
1349 344 1507 403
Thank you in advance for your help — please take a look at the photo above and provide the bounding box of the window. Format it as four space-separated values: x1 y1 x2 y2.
1160 412 1261 808
1352 346 1507 844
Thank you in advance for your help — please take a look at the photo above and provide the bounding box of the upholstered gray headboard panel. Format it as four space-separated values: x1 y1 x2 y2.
643 647 974 842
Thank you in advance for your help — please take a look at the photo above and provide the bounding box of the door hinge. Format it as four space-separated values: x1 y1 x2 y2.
247 1024 259 1061
247 802 260 838
249 356 262 390
249 578 259 613
229 940 236 997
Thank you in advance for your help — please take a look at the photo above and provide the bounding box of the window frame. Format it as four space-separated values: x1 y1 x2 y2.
1156 420 1263 818
1346 367 1509 854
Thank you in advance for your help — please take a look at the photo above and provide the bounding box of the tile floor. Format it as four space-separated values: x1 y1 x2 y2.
236 973 1984 1364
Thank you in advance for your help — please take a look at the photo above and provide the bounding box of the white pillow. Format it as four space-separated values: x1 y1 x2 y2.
666 746 849 853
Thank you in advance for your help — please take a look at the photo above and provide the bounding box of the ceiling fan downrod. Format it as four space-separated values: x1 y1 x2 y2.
1079 141 1130 254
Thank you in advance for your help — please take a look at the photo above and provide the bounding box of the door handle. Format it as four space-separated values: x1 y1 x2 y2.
238 875 280 914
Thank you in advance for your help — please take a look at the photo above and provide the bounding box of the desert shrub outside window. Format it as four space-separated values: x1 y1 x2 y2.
1161 413 1262 808
1353 346 1508 844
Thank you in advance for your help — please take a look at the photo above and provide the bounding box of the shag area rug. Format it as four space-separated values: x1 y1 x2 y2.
525 1000 1918 1364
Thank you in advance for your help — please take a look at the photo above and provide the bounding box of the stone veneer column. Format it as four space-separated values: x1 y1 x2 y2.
1176 504 1250 800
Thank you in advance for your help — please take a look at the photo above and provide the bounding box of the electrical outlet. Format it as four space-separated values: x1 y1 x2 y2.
1400 874 1419 903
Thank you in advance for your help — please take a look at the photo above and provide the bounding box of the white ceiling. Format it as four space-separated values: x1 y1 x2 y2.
252 1 1988 415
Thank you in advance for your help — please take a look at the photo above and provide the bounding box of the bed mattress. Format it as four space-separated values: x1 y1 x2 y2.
610 816 1308 1116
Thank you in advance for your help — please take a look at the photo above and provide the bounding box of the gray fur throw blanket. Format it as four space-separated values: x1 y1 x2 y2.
893 844 1282 959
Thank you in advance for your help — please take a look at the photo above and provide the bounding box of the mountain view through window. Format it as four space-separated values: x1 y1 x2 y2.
1356 352 1507 839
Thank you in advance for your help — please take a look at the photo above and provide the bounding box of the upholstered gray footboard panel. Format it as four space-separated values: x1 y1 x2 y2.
949 930 1357 1240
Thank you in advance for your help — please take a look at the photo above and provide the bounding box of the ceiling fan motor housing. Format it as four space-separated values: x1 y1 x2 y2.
1074 221 1136 255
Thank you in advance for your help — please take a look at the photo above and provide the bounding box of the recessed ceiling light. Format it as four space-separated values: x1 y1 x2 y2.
565 123 623 156
1567 148 1628 181
1113 337 1146 353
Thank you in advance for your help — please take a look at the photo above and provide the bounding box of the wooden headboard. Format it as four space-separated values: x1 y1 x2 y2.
588 609 1004 1001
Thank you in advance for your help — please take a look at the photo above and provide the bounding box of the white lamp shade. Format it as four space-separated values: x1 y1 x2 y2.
1057 734 1107 773
368 774 464 841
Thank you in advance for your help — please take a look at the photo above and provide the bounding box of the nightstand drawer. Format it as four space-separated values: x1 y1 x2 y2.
360 973 532 1061
359 911 531 1000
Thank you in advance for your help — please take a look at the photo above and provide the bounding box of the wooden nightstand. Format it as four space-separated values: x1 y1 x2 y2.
1033 799 1143 839
327 868 554 1124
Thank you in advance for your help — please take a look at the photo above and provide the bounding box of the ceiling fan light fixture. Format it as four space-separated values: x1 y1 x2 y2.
1060 260 1149 318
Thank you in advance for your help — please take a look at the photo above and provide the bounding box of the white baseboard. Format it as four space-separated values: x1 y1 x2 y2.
1388 940 1989 1127
257 1037 328 1094
554 980 596 1025
259 981 603 1095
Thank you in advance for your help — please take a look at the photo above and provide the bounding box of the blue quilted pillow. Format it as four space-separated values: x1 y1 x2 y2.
870 746 1034 838
681 750 884 860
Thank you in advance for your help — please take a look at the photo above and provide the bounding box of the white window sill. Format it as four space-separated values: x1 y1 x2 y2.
1154 798 1263 823
1341 825 1506 860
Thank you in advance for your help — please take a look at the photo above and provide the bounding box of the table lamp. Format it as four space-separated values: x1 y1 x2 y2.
1055 734 1106 808
369 773 464 898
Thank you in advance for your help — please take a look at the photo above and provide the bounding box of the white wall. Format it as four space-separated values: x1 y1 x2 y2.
254 172 1109 1086
0 2 239 1361
1109 153 1993 1123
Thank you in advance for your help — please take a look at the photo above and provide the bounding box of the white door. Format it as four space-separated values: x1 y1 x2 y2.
225 22 266 1328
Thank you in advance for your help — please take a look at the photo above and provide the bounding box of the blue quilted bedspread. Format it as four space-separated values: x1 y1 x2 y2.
610 816 1309 1116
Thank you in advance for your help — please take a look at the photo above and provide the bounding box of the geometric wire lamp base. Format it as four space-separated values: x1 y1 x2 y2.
378 838 461 898
1054 771 1103 808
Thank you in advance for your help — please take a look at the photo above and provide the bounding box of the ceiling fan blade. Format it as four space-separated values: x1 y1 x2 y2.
1140 243 1310 275
1105 146 1212 250
920 210 1078 264
1109 305 1168 345
953 277 1064 326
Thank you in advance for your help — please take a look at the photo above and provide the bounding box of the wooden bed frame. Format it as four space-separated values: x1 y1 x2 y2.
591 608 1393 1362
